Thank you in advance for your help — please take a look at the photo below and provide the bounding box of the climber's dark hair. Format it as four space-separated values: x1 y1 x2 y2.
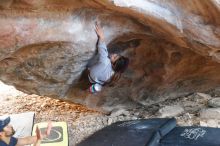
112 56 129 73
104 56 129 86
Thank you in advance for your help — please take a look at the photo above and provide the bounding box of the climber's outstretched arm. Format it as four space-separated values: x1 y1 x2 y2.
95 23 109 61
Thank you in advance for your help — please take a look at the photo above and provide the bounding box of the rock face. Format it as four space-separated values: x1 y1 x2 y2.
200 108 220 119
159 105 184 118
0 0 220 111
208 98 220 107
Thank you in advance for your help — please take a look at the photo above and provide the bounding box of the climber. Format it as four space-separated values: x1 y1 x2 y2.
87 23 129 93
0 117 52 146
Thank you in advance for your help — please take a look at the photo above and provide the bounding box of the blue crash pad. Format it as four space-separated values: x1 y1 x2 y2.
77 118 176 146
160 126 220 146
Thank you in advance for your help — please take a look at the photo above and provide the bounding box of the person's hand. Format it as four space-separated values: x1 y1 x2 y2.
95 22 105 41
35 126 43 140
45 122 52 137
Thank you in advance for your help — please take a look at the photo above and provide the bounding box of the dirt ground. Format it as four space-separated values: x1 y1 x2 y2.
0 82 103 145
0 93 105 145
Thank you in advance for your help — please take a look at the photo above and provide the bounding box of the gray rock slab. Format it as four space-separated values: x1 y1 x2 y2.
208 98 220 107
159 105 184 118
200 108 220 119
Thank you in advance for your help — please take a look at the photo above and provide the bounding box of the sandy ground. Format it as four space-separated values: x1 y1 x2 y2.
0 81 102 146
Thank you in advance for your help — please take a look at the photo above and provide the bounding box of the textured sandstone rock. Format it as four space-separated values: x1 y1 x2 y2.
200 119 220 128
159 105 184 117
0 0 220 111
208 98 220 107
200 108 220 119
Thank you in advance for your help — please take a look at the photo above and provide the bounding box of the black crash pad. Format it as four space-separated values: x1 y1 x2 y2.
77 118 176 146
160 126 220 146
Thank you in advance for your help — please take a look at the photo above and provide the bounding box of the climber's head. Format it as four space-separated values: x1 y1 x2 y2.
110 54 129 73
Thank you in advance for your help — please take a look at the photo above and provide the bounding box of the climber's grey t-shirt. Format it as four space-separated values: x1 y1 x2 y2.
88 41 114 87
